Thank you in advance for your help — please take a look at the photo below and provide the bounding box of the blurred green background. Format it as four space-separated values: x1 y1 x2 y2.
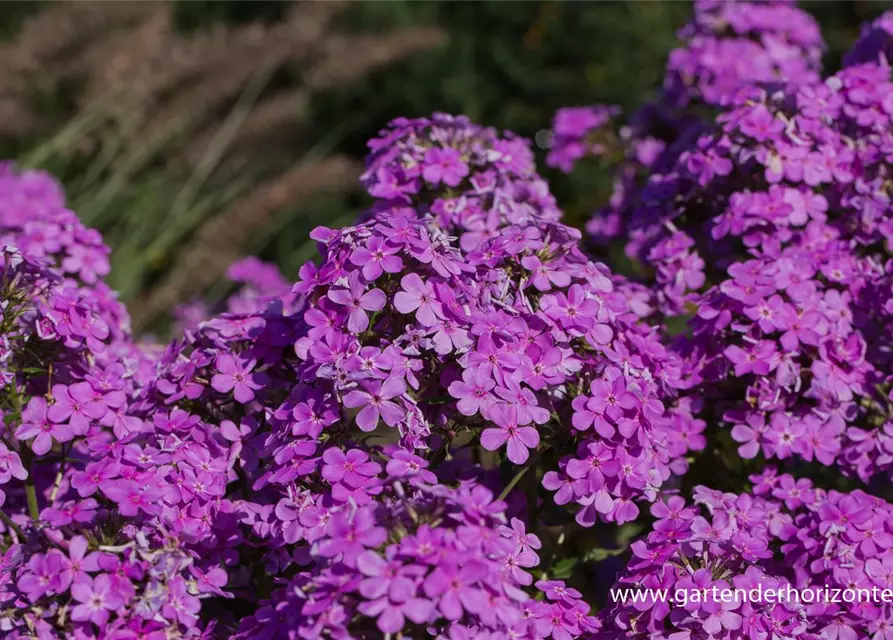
0 0 887 331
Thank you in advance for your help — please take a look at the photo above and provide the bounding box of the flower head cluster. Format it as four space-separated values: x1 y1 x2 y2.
236 479 600 639
664 0 824 108
173 256 296 333
0 168 216 637
564 3 893 481
4 3 893 638
545 106 620 173
844 9 893 68
598 471 893 640
362 113 562 252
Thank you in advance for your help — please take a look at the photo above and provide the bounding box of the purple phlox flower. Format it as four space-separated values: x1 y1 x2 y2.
153 408 201 433
57 535 101 591
15 396 73 455
533 600 581 640
349 236 403 281
480 403 540 464
42 498 98 527
588 376 639 421
71 574 126 625
72 459 121 497
701 580 743 634
394 273 444 326
423 559 488 621
290 395 338 438
495 381 550 425
465 334 522 386
211 353 268 403
500 518 542 554
385 449 437 484
818 495 872 535
422 146 469 187
0 443 27 483
566 441 620 495
317 506 387 567
17 551 65 602
345 346 395 381
343 377 407 431
448 366 496 416
101 480 163 517
521 255 572 291
542 469 582 505
327 272 387 333
48 382 107 434
536 579 582 603
190 566 230 598
161 576 202 626
739 105 785 142
723 340 778 376
356 549 433 633
542 284 601 333
730 413 769 460
322 448 382 488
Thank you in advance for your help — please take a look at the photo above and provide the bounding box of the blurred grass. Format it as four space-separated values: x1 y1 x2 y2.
1 0 888 333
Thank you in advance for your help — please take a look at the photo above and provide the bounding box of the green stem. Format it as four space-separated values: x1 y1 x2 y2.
21 449 40 522
0 508 26 540
498 461 532 501
24 481 39 522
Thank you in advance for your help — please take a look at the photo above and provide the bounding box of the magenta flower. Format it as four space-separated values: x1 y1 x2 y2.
16 396 74 455
327 272 386 333
495 383 550 425
101 480 163 517
542 284 601 334
211 353 268 403
71 574 125 626
500 517 543 553
723 340 778 376
448 367 496 416
57 535 101 591
730 414 767 459
422 147 469 187
42 498 98 527
321 448 381 488
356 550 432 633
739 105 785 142
71 459 120 497
162 577 202 626
587 377 638 421
465 335 521 385
570 394 614 437
350 236 403 281
521 255 571 291
0 443 27 484
394 273 443 326
47 382 107 435
343 378 406 431
385 450 437 484
480 404 540 464
423 560 488 621
291 395 338 438
866 555 893 590
317 507 387 567
17 552 65 602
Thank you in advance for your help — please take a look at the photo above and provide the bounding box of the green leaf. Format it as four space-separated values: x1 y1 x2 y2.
550 556 578 580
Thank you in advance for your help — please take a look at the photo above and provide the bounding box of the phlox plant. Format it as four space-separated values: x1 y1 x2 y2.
1 2 893 639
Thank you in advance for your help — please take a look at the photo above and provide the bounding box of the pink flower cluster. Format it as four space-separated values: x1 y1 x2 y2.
2 2 893 639
599 470 893 640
